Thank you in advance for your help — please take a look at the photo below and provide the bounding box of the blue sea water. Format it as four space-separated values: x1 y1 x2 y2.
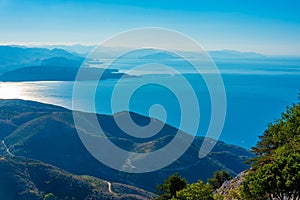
0 60 299 149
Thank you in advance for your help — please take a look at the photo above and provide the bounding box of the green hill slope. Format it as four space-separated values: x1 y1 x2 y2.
0 156 153 200
0 99 253 192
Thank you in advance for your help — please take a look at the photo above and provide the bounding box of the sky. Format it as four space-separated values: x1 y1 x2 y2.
0 0 300 55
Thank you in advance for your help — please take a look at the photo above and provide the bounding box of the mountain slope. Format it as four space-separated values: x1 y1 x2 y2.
0 64 128 81
208 50 265 60
0 156 153 200
0 56 132 82
215 170 248 199
0 99 253 191
0 46 82 73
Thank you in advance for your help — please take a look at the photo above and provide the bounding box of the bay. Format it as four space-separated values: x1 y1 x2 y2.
0 72 299 149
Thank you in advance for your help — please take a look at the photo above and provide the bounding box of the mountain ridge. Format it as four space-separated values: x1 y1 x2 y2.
0 155 154 200
0 99 253 192
0 46 82 73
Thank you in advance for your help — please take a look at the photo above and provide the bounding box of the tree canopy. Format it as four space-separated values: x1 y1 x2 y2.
156 172 228 200
156 173 187 200
175 180 215 200
207 170 233 190
241 103 300 200
156 101 300 200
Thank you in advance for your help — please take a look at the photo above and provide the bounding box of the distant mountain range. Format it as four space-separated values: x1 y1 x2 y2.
0 99 253 194
36 44 95 55
0 46 133 81
209 49 265 60
1 45 297 81
0 45 267 71
0 57 132 82
0 46 81 73
34 45 266 60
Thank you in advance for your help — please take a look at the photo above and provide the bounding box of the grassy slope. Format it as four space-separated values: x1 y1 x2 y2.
0 99 253 192
0 156 153 200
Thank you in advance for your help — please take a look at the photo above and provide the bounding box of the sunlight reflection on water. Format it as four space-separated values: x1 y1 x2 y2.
0 82 23 99
0 73 299 149
0 81 73 108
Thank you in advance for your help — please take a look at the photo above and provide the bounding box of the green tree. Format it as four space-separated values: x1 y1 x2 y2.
207 170 233 190
156 173 187 200
241 103 300 200
175 180 215 200
43 193 58 200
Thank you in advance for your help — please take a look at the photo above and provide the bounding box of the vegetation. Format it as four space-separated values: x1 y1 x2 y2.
3 97 299 199
43 193 58 200
156 173 187 199
207 170 233 190
241 102 300 200
175 180 216 200
156 100 300 200
0 99 251 191
0 156 153 200
156 171 229 200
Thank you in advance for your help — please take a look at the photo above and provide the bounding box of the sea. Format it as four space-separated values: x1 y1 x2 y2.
0 59 300 149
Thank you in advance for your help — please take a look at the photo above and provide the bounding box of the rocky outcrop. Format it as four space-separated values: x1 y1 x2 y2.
215 170 249 199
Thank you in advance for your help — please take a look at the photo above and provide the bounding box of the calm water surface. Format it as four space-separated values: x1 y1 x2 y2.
0 73 299 149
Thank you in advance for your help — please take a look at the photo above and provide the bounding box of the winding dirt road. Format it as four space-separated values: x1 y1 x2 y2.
1 140 14 157
104 181 114 194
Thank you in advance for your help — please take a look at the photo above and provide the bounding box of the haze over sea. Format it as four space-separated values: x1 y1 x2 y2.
1 56 299 149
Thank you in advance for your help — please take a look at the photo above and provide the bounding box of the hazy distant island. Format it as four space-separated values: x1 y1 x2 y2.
0 46 136 82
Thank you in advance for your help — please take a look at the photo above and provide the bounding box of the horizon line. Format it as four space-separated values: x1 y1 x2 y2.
1 43 300 57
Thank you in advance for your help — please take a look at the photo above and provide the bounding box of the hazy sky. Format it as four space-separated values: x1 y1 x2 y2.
0 0 300 55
